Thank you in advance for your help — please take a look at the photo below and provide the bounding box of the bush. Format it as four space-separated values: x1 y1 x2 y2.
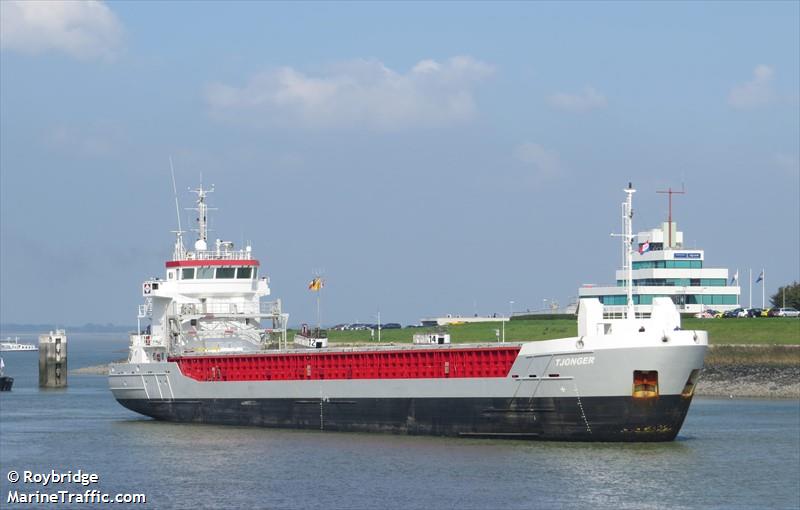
771 282 800 309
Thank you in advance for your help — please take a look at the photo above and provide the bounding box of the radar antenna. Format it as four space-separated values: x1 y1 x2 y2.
187 182 216 251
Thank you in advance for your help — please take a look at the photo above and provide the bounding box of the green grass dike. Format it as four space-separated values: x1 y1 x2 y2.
325 317 799 398
326 317 800 346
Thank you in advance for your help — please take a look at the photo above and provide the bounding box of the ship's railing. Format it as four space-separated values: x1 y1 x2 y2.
169 301 282 317
175 249 254 261
192 325 263 343
602 306 652 320
138 299 152 319
173 323 265 356
130 332 166 348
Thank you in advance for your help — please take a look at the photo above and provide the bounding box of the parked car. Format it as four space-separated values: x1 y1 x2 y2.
774 307 800 317
761 308 772 317
746 308 764 318
768 308 782 317
694 310 715 319
723 308 747 318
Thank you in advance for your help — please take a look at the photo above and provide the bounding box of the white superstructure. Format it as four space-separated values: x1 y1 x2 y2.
579 188 740 313
128 184 288 364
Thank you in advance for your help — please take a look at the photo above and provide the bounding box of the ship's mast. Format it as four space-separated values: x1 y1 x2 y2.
188 183 215 251
611 183 637 320
623 183 636 319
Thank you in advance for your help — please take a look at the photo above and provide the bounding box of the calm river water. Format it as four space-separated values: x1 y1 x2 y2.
1 333 798 509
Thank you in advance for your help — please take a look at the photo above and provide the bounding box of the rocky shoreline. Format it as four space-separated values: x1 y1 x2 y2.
695 344 800 399
72 345 800 399
696 365 799 399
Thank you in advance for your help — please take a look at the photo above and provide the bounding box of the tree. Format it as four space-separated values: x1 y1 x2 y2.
770 281 800 309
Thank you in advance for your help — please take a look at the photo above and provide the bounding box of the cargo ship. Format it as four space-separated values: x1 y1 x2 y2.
109 183 708 441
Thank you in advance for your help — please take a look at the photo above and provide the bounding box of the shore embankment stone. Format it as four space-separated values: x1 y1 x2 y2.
696 345 799 399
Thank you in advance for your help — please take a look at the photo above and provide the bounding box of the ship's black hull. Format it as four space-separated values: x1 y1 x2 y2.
118 395 694 442
0 376 13 391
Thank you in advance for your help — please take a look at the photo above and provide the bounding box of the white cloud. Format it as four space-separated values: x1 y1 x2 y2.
548 87 607 112
0 0 122 60
728 65 775 109
514 142 562 180
205 56 494 129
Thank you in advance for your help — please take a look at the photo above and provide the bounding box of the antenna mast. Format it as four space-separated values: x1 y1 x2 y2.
611 183 636 320
188 182 215 251
656 185 685 248
169 157 185 259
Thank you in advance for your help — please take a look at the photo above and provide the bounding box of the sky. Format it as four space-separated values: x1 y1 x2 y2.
1 1 798 327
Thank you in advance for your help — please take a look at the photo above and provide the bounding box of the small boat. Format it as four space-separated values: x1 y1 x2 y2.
0 357 13 391
0 337 38 352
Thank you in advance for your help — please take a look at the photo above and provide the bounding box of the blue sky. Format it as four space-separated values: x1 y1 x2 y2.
1 1 798 326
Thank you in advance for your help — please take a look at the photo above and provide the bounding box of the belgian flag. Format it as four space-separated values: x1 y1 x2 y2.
308 277 324 291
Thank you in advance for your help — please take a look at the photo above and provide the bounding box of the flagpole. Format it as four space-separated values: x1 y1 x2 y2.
762 268 765 309
749 268 752 309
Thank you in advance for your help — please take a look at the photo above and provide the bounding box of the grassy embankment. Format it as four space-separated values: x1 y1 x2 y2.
324 317 800 345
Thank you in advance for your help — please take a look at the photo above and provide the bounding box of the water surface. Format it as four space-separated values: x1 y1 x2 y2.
1 333 798 509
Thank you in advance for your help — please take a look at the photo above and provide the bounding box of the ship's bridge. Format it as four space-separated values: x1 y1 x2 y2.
166 258 260 279
140 247 269 299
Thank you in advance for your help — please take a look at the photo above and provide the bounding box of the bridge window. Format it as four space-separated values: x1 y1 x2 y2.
182 268 195 279
197 267 214 279
237 267 252 279
216 267 236 279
